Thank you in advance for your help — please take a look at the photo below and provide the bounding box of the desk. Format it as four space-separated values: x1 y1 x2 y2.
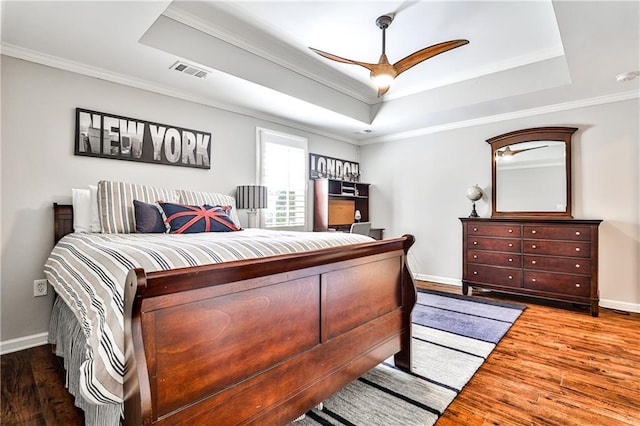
369 228 385 240
327 226 385 240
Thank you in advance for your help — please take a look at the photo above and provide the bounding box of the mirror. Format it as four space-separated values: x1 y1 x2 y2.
487 127 577 218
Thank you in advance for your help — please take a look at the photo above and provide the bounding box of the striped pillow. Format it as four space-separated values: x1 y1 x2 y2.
98 181 178 233
176 189 240 227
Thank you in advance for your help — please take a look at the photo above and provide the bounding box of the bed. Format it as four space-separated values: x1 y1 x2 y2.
46 182 416 425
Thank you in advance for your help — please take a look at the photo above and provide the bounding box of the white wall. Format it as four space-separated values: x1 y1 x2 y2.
0 56 358 347
361 99 640 312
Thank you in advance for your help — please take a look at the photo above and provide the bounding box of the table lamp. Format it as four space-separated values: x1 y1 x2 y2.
236 185 268 228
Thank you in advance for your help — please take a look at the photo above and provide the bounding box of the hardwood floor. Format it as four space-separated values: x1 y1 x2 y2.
419 282 640 426
1 282 639 425
1 344 84 425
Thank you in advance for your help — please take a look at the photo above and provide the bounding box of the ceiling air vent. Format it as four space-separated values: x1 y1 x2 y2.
169 61 210 79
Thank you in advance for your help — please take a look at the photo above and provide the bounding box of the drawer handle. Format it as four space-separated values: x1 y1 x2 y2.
508 258 513 262
576 264 581 268
575 283 581 288
576 231 581 236
532 278 536 282
473 241 478 245
531 260 537 265
473 227 478 231
473 271 478 275
508 243 513 247
531 245 537 249
508 275 513 279
508 229 513 233
575 247 581 252
473 255 478 259
531 230 537 234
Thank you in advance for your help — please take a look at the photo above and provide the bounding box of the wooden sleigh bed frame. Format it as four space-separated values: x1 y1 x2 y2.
53 204 416 425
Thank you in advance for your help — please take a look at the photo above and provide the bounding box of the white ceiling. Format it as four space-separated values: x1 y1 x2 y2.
2 1 638 144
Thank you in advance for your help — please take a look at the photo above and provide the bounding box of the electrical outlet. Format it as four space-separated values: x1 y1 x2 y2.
34 279 48 297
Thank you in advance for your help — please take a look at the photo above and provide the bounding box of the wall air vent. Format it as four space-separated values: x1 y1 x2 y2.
169 61 210 79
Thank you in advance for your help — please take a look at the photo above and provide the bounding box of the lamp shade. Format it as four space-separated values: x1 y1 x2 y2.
236 185 268 210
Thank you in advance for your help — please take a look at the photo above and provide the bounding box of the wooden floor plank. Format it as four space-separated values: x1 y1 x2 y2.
1 350 47 425
1 345 83 425
30 345 85 425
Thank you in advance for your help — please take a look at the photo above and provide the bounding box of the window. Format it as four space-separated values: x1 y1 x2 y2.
257 128 307 229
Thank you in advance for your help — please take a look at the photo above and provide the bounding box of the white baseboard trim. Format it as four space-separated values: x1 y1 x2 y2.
600 299 640 314
414 274 462 287
412 274 640 314
0 332 49 355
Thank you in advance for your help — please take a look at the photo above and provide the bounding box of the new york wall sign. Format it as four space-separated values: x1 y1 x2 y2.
75 108 211 169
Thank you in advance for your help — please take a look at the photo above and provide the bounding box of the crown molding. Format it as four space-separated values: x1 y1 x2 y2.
363 90 640 144
0 43 359 145
3 42 636 148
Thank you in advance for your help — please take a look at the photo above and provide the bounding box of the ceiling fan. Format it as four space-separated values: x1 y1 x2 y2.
496 145 549 159
309 14 469 97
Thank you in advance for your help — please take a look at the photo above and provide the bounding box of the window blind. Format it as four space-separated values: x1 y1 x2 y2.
258 129 307 229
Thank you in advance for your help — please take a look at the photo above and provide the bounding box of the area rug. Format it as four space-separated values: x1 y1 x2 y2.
294 289 526 426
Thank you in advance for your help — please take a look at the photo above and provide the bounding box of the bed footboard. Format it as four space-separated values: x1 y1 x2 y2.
123 235 415 425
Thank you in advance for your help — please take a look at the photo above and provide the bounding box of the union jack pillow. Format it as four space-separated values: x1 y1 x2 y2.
158 202 241 234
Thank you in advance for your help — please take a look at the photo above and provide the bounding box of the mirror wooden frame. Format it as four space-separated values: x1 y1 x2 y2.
487 126 577 218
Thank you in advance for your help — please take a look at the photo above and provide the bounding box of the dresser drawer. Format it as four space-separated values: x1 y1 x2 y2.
467 237 521 253
468 250 521 268
523 256 591 275
523 272 590 297
465 264 522 288
523 225 591 241
467 223 521 238
523 240 590 258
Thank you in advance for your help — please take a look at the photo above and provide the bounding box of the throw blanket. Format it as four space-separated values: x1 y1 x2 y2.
44 229 373 405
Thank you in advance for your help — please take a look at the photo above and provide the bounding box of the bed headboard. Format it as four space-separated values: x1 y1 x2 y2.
53 203 74 244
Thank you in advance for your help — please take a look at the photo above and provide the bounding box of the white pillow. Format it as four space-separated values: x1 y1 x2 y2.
89 184 101 232
72 188 92 233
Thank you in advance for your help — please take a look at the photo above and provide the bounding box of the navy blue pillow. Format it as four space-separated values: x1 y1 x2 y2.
158 202 240 234
133 200 167 233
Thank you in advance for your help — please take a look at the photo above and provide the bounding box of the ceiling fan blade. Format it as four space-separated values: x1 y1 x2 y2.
511 145 549 155
309 47 377 72
393 39 469 75
392 1 418 15
498 145 549 158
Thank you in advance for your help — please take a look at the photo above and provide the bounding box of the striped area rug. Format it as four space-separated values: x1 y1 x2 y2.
295 289 525 425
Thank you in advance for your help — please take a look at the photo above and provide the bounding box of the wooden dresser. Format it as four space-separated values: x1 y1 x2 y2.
460 218 602 316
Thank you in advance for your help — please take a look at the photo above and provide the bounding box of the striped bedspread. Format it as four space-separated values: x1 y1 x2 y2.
44 229 373 406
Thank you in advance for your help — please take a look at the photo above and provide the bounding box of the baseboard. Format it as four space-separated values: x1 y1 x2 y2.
0 332 49 355
600 299 640 314
414 274 462 287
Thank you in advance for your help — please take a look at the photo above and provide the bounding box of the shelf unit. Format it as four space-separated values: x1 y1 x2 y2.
313 179 370 232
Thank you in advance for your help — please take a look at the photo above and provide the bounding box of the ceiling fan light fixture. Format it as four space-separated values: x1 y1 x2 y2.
496 148 514 160
371 72 395 88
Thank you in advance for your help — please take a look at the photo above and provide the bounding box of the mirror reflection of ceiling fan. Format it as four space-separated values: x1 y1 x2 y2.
309 14 469 97
496 145 549 159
